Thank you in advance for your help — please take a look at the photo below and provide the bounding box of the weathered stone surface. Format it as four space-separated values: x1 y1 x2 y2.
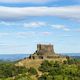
29 44 66 59
37 44 55 55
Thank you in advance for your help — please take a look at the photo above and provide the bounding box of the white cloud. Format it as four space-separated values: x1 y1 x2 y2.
51 24 70 31
0 21 72 32
0 6 80 21
0 21 46 28
24 22 46 28
0 0 57 3
0 21 71 32
52 25 65 29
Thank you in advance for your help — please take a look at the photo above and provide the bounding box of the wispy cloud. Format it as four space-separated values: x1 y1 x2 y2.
0 21 70 32
24 22 46 28
0 21 72 32
0 6 80 21
0 21 47 28
51 24 70 31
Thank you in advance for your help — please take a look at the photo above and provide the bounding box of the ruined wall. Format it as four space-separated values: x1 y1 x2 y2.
37 44 55 53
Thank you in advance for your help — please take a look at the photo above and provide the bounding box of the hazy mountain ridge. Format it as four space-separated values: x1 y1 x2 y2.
0 53 80 61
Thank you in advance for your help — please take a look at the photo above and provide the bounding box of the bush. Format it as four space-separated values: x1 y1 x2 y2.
0 61 28 78
28 67 37 75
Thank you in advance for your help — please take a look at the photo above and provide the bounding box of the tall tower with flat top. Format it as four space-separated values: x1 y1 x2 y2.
37 44 55 55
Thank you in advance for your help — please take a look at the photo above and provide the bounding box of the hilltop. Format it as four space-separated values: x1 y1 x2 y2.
16 44 67 69
0 43 80 80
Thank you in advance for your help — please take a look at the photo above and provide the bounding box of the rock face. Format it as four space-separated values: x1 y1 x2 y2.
29 44 65 59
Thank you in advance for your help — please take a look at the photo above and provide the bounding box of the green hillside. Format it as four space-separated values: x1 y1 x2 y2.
0 58 80 80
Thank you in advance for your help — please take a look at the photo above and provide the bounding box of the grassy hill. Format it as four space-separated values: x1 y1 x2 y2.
16 58 67 69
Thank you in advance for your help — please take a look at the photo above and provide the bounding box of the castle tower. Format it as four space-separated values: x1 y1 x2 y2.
37 44 55 55
28 44 67 60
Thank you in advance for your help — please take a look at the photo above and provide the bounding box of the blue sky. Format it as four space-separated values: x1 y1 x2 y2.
0 0 80 54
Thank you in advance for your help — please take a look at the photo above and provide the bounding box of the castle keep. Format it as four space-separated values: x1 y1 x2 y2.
29 44 65 59
37 44 55 55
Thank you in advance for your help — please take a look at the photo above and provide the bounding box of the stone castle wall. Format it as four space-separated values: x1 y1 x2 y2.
37 44 55 53
29 44 66 60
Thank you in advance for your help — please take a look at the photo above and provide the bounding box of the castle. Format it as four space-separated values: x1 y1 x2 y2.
16 44 67 67
29 44 65 59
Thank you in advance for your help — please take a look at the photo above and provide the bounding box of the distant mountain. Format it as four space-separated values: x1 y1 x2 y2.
0 53 80 61
60 53 80 58
0 54 30 61
60 53 80 56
